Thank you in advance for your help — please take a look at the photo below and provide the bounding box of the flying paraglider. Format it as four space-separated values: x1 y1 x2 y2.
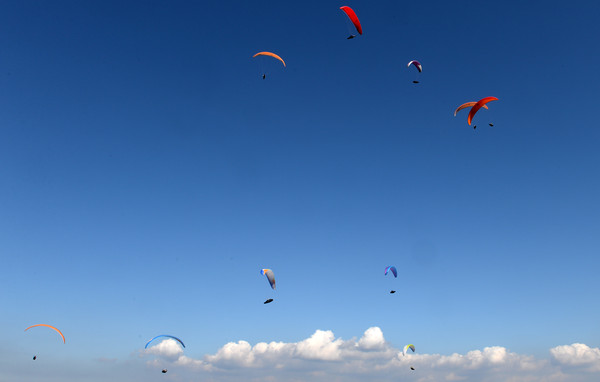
253 52 286 79
384 266 397 278
261 269 276 290
468 97 498 125
489 123 494 127
407 60 422 73
162 369 168 374
145 335 186 349
33 356 36 360
390 290 396 294
403 344 415 356
407 60 422 83
340 6 362 38
252 52 286 67
264 298 274 304
454 102 489 117
24 324 65 344
410 367 415 370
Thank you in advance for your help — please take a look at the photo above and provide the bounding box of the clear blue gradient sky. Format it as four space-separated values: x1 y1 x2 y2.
0 0 599 380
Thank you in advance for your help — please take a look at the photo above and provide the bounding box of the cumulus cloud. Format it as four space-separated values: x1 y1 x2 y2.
139 327 600 382
357 326 386 350
144 338 184 358
551 343 600 371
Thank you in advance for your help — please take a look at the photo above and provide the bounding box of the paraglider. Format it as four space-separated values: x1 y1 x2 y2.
261 269 276 290
384 266 397 278
25 324 65 344
264 298 274 304
403 344 415 356
410 367 415 370
407 60 422 83
407 60 422 73
32 356 36 360
389 290 396 294
489 123 494 127
253 52 286 79
468 97 498 125
162 369 168 374
145 335 186 349
340 6 362 38
454 102 489 117
252 52 286 67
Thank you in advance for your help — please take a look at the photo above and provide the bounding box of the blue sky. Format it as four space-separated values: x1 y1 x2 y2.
0 1 599 381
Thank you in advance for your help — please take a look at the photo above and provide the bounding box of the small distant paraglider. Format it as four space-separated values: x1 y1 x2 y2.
261 269 276 290
407 60 422 83
162 369 168 374
403 344 416 370
340 6 362 39
264 298 274 304
253 52 286 80
468 97 498 126
384 266 397 278
32 356 36 360
489 123 494 127
385 267 397 294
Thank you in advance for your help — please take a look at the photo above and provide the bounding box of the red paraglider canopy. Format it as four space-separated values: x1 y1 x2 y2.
468 97 498 125
340 6 362 35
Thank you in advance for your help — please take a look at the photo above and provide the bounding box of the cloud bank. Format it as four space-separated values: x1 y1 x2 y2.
142 327 600 382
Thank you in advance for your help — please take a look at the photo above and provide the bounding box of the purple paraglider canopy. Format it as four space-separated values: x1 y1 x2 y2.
384 266 397 278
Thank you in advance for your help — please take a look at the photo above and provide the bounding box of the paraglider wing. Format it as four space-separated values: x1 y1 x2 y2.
145 335 186 349
252 52 286 67
407 60 423 73
454 102 488 117
468 97 498 125
403 344 416 355
264 298 274 304
384 266 397 278
261 269 276 290
24 324 65 344
340 6 362 35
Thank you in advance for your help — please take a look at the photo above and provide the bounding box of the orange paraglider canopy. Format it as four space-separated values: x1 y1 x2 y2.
25 324 65 343
468 97 498 125
340 6 362 35
454 102 488 117
252 52 286 67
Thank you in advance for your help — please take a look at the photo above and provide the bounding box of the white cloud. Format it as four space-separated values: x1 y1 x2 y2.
144 338 184 358
296 329 344 360
138 327 600 382
551 343 600 371
357 326 386 350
